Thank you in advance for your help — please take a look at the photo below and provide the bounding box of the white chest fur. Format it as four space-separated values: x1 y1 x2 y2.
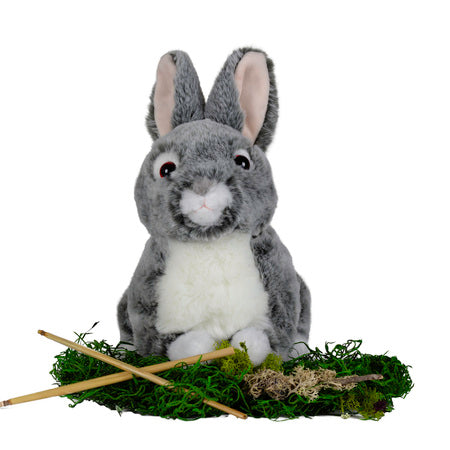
155 232 269 340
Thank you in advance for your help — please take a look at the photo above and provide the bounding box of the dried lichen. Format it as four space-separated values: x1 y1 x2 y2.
244 367 357 401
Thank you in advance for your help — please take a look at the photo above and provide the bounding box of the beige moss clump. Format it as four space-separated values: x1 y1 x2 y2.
244 367 357 401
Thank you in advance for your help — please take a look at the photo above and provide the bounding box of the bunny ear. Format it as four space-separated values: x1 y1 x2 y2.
205 48 278 150
146 51 205 140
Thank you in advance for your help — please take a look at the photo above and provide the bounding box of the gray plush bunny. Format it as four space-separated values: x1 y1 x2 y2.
117 48 311 365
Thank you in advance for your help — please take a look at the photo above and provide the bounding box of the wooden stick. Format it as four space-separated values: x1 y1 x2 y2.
36 330 247 419
336 374 384 386
0 346 235 408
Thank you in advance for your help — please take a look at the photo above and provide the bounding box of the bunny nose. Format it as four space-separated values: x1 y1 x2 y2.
191 177 216 196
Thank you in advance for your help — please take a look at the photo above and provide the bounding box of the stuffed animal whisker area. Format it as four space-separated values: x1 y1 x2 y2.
117 48 311 365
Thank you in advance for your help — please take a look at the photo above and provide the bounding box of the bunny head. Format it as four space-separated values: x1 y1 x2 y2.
135 48 279 241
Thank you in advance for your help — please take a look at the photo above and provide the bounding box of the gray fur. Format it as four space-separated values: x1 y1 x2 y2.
251 228 311 359
118 48 311 360
205 48 279 151
146 51 205 140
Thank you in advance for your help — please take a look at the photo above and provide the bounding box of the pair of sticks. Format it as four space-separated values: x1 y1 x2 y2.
0 330 247 419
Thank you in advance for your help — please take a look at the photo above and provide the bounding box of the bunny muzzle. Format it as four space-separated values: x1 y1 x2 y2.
180 177 233 227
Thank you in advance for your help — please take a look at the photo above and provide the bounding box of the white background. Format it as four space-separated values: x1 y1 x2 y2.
0 0 448 448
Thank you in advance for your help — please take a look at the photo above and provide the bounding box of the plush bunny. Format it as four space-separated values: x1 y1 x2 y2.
117 48 311 365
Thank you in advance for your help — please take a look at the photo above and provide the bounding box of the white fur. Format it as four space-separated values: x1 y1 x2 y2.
167 330 216 360
231 327 271 365
179 182 232 226
156 232 270 341
152 151 179 179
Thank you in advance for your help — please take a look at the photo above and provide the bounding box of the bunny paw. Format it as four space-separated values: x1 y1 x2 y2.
231 327 271 366
167 330 216 360
286 334 310 359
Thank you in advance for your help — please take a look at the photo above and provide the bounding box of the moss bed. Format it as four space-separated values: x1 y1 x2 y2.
50 334 413 420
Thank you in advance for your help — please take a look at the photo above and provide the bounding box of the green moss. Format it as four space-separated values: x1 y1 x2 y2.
340 391 360 416
50 337 413 421
258 353 284 372
357 387 388 420
340 387 387 420
213 340 252 377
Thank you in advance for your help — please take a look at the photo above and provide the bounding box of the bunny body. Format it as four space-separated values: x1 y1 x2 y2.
156 231 270 340
118 49 311 365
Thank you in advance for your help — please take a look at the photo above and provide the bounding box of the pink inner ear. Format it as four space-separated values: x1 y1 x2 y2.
154 53 177 137
234 52 270 144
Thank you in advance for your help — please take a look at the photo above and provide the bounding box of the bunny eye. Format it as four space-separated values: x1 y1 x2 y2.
159 162 176 178
234 155 251 170
153 151 179 179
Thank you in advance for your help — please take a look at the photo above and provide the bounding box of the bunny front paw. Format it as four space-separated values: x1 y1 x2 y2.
231 327 271 366
167 330 216 360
